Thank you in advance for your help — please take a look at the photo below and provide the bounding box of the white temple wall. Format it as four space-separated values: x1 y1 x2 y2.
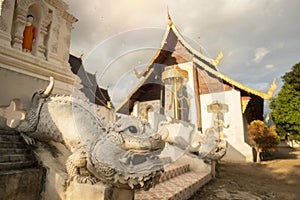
57 14 72 64
133 100 163 130
46 8 61 63
200 90 253 162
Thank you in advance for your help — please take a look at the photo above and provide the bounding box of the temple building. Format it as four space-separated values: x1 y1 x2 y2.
0 0 114 127
0 0 77 110
0 1 114 198
116 14 276 162
0 2 278 199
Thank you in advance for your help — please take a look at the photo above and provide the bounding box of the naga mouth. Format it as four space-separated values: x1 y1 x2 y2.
118 150 163 173
89 139 164 190
126 154 147 165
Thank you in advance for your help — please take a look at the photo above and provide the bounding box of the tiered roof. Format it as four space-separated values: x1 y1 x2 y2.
116 14 275 115
69 55 111 108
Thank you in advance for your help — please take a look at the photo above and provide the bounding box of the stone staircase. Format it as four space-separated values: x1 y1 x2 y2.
0 129 44 200
135 158 212 200
0 129 36 171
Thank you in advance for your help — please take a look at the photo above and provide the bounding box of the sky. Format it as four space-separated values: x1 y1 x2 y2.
64 0 300 107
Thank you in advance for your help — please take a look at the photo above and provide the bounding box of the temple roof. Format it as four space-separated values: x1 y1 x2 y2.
69 55 112 107
116 15 275 113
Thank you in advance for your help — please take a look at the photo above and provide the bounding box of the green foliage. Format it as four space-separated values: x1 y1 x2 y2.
270 62 300 139
248 120 280 152
282 62 300 91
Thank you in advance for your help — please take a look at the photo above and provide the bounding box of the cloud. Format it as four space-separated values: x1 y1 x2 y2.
252 47 270 63
108 70 141 105
84 28 165 89
65 0 300 96
266 64 274 69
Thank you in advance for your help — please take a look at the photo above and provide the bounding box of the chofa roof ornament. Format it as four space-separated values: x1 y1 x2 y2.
167 7 173 27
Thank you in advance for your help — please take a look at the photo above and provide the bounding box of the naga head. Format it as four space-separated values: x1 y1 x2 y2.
87 115 168 190
111 115 168 151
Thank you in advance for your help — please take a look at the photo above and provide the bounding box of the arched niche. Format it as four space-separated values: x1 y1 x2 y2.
12 0 52 59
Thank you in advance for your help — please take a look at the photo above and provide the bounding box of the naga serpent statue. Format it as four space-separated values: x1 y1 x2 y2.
16 77 169 190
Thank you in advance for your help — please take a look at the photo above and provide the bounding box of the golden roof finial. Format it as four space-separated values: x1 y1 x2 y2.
80 53 84 59
267 78 277 97
210 49 224 66
133 65 143 79
264 113 270 123
167 6 173 27
107 101 111 109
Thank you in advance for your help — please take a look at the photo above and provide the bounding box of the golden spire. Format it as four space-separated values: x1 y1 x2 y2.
264 113 270 123
267 78 277 97
167 6 173 27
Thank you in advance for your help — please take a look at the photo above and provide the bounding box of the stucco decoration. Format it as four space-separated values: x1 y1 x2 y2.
12 0 52 56
45 0 68 12
11 6 27 50
0 0 4 16
50 21 59 53
18 0 39 8
0 18 6 31
61 19 71 61
0 0 12 31
12 0 39 50
12 77 168 191
159 117 227 161
0 99 26 128
36 8 52 58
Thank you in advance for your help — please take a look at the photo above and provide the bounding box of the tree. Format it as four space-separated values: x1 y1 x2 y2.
248 120 280 163
282 62 300 91
270 62 300 140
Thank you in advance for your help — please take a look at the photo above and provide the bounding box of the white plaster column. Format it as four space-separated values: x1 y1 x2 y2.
36 16 51 59
62 19 72 63
0 0 16 46
11 7 27 50
46 9 61 63
57 12 76 65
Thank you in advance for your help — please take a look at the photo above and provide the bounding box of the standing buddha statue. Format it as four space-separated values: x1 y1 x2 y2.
22 14 36 52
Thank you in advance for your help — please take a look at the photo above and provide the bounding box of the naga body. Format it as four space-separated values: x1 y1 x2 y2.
17 77 168 190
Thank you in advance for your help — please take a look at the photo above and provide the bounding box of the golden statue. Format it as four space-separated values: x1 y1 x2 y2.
162 65 189 120
22 14 36 52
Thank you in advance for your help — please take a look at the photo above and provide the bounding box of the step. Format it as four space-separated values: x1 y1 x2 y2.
0 141 26 148
0 160 36 171
0 129 19 135
159 163 190 183
135 171 212 200
0 134 23 142
0 154 35 163
0 148 30 155
0 168 45 200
